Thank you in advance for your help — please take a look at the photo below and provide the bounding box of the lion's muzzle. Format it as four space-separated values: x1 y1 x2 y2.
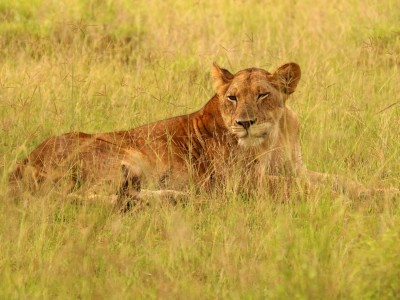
230 122 277 147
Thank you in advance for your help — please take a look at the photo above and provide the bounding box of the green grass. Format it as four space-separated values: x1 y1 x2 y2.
1 0 400 298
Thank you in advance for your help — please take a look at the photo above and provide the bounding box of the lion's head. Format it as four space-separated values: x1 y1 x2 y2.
212 62 301 147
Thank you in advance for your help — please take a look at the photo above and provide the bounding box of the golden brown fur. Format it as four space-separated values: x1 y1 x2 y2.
10 63 398 204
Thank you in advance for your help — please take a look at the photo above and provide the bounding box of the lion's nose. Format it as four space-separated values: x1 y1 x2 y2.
235 118 257 130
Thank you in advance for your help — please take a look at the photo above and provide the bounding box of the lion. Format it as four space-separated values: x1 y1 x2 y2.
9 62 399 206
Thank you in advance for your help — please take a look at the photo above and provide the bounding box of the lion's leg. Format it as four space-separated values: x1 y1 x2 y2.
261 174 314 200
303 169 399 198
138 189 189 203
115 188 189 212
114 161 189 211
262 175 293 199
114 162 142 211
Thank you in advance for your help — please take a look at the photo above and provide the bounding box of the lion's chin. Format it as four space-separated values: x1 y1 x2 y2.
238 136 265 147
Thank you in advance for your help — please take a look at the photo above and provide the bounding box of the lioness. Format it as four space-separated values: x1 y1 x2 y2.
10 63 398 204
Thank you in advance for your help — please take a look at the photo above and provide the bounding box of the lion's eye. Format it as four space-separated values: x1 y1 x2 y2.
258 93 270 100
227 95 237 102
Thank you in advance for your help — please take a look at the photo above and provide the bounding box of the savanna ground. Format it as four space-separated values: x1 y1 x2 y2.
1 0 400 298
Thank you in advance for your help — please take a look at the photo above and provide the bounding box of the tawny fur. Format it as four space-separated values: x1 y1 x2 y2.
10 63 399 204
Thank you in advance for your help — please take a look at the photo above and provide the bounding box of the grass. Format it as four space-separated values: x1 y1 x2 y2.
1 0 400 298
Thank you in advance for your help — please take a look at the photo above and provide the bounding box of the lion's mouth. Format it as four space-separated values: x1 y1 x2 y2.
230 123 276 147
238 136 265 147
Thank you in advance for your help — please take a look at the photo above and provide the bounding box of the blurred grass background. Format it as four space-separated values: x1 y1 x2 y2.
0 0 400 298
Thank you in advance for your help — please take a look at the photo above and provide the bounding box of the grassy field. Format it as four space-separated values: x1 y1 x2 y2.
1 0 400 298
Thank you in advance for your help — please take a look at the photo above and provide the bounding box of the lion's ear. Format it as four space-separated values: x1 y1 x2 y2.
211 63 234 90
272 63 301 94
